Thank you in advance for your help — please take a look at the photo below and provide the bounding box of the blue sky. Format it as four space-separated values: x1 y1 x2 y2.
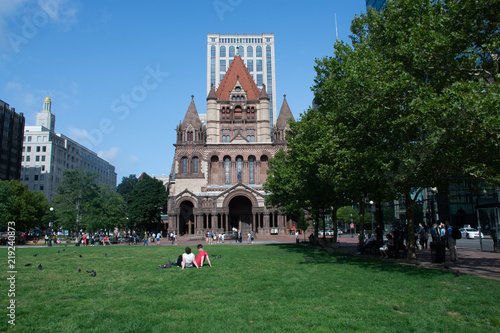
0 0 367 183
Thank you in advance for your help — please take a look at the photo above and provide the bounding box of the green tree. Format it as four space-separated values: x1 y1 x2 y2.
127 173 167 232
0 180 49 232
312 0 500 258
53 169 100 239
90 185 127 233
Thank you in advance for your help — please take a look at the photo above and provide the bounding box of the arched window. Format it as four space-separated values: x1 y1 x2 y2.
181 157 187 173
249 156 255 184
238 45 244 56
229 46 235 57
237 156 243 182
220 45 226 57
256 46 262 57
224 156 231 185
193 157 198 173
234 106 242 119
247 45 253 57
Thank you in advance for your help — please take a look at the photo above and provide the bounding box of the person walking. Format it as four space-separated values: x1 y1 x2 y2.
143 232 149 246
445 220 458 261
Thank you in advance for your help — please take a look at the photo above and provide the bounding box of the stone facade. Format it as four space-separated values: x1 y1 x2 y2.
167 55 295 236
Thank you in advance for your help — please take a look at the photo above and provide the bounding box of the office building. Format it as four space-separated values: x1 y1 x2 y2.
0 99 25 180
21 97 117 200
207 33 277 127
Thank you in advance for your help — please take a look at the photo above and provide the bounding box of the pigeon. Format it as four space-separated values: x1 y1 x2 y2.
455 270 461 277
304 257 310 262
58 251 60 253
217 255 221 258
74 251 76 253
33 254 38 257
38 264 43 270
62 249 65 251
79 255 82 258
211 254 216 257
90 271 96 277
25 263 32 267
78 268 81 273
86 270 92 273
104 253 107 256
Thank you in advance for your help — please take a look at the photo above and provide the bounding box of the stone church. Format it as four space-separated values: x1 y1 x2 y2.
166 55 295 237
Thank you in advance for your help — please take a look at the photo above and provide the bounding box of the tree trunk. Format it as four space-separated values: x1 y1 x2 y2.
405 192 416 259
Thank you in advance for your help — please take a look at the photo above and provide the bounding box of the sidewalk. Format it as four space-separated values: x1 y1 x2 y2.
334 236 500 281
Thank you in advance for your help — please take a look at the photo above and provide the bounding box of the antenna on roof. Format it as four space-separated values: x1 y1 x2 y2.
335 12 339 42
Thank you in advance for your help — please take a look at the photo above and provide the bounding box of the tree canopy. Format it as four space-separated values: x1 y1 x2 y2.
266 0 500 258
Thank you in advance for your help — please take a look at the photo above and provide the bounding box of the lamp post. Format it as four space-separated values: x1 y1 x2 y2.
370 200 375 233
48 207 54 247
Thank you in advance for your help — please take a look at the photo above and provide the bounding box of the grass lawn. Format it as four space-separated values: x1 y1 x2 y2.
1 243 499 332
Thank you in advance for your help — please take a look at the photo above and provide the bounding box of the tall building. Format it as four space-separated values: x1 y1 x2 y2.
167 55 298 236
366 0 387 11
207 33 277 127
0 99 25 181
21 97 117 200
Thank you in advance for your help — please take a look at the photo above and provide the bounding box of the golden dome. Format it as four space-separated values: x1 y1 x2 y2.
44 96 51 102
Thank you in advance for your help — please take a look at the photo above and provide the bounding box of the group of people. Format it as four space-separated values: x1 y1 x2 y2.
142 232 162 246
430 220 458 261
206 231 225 244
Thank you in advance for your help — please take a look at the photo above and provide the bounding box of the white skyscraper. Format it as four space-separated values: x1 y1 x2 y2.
207 33 277 126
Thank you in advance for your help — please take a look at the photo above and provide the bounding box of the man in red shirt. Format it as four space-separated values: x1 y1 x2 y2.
195 244 212 268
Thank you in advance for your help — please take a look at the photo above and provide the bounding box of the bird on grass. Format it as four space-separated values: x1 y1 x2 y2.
33 254 38 257
90 270 96 277
79 254 82 258
211 254 216 257
455 270 461 277
38 264 43 270
78 268 81 273
217 255 221 258
304 257 311 262
25 263 32 267
58 251 60 253
104 253 107 256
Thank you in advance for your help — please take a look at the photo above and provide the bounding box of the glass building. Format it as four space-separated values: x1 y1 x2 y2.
366 0 387 11
207 33 277 127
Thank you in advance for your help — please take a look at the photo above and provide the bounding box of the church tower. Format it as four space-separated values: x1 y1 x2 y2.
36 96 56 132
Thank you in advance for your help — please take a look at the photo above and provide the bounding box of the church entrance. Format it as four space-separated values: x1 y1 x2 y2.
228 196 253 233
179 201 195 235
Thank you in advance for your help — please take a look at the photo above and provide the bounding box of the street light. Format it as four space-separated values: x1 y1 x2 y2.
48 207 54 247
369 200 375 233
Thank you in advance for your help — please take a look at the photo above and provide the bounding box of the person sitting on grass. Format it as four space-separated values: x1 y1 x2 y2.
379 234 394 259
195 244 212 268
177 247 199 269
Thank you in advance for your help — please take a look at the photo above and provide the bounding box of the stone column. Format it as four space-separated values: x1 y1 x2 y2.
263 213 270 234
212 214 218 232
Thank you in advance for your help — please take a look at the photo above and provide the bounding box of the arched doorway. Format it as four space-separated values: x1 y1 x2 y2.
179 201 195 235
228 196 253 233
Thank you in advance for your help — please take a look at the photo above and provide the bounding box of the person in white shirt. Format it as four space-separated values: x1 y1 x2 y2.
181 247 199 269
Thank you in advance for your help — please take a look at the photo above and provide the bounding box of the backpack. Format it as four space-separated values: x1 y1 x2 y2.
452 226 462 240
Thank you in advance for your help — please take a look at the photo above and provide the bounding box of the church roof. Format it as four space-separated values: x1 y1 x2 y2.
276 95 294 128
181 96 202 129
216 55 261 101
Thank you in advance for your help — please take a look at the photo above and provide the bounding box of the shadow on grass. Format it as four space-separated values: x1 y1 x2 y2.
263 243 457 280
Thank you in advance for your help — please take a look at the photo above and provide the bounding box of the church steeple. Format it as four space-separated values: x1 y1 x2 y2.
177 96 206 144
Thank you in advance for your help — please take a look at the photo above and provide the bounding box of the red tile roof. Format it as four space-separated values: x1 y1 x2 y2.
216 56 261 101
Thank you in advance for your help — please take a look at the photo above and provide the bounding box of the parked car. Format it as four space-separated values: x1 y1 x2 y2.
459 228 484 239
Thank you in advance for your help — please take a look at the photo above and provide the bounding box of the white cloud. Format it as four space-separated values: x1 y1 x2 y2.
0 0 80 51
129 155 139 164
67 126 91 141
98 146 120 162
